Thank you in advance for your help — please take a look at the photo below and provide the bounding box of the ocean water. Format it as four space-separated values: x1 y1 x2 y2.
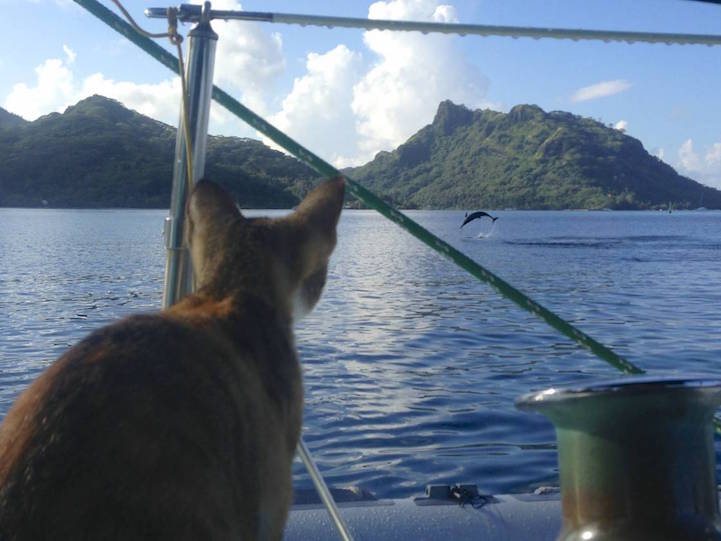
1 207 720 499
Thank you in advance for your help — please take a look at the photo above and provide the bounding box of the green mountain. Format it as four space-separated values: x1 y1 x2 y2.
0 108 26 128
2 97 719 210
0 95 318 208
345 101 721 210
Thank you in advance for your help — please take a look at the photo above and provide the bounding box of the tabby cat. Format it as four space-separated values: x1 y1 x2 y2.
0 177 345 540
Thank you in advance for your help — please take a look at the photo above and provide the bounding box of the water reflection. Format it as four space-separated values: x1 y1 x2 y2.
2 208 721 498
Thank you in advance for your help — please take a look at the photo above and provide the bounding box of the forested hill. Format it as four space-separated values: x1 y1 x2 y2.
2 96 719 209
345 101 721 210
0 108 26 128
0 95 318 208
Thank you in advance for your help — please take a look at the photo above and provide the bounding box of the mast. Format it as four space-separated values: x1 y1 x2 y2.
161 2 217 309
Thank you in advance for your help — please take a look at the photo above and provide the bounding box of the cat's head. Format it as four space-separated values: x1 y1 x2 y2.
186 177 345 321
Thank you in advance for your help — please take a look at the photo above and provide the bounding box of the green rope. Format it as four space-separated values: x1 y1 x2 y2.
75 0 721 436
73 0 642 376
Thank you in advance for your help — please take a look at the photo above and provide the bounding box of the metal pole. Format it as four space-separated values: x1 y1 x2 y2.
298 438 355 541
150 6 351 539
162 1 218 309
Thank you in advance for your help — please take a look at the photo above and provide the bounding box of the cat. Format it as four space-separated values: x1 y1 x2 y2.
0 176 345 540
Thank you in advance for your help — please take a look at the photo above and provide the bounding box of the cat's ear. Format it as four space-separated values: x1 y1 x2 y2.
291 177 345 263
286 177 345 319
187 180 241 284
187 180 240 232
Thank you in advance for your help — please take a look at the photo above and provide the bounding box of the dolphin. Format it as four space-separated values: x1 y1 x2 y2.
460 211 498 228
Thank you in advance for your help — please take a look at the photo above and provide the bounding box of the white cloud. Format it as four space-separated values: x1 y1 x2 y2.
80 73 181 124
350 0 488 164
4 58 75 120
3 51 182 124
678 139 701 171
676 139 721 189
269 45 364 166
5 1 492 167
261 0 489 166
168 0 287 138
264 0 488 167
707 142 721 168
614 120 628 132
571 80 631 103
211 0 285 116
3 0 286 138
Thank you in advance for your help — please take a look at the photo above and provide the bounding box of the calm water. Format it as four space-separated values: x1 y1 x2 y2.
1 207 720 499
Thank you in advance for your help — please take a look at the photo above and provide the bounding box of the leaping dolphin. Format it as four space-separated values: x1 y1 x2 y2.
460 211 498 228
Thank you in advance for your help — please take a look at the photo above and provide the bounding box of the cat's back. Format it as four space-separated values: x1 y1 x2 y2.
0 295 301 540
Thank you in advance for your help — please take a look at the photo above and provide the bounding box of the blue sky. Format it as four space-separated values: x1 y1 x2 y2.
1 0 720 188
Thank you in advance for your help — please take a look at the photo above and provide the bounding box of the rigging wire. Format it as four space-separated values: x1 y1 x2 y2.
145 6 721 46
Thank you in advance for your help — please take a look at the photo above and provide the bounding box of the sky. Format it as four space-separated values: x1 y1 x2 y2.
1 0 720 189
